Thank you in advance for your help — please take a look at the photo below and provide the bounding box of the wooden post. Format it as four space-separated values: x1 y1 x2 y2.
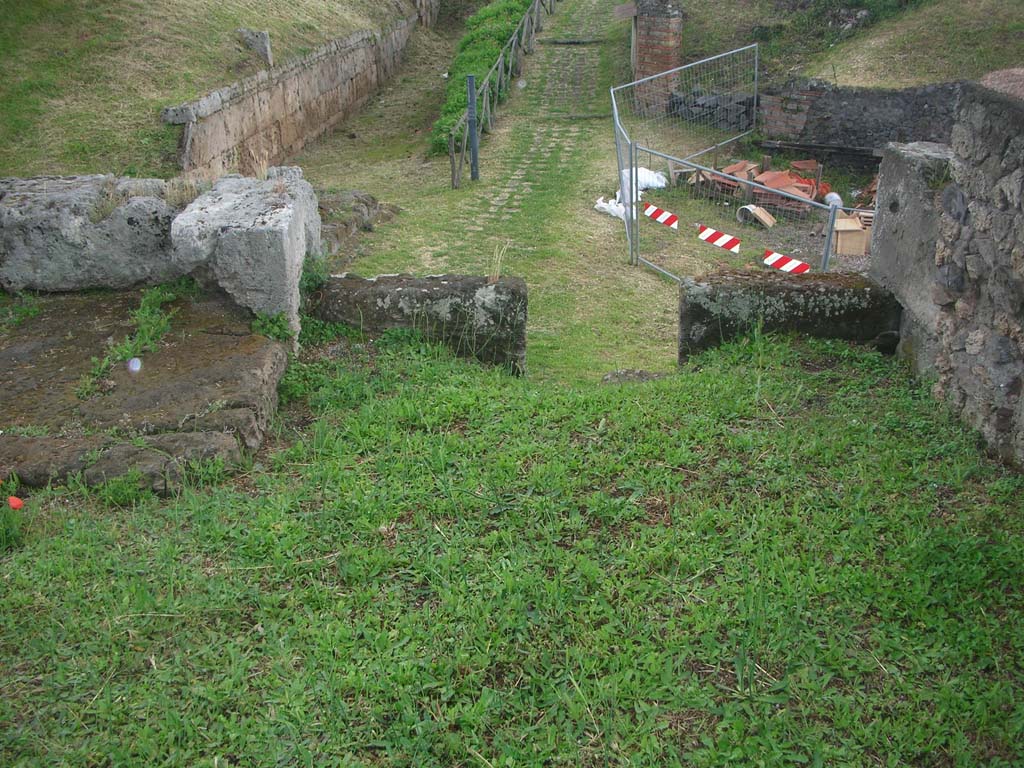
760 154 772 173
449 132 457 189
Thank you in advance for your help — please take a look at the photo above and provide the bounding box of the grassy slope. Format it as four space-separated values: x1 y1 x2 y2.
2 330 1023 766
0 0 409 178
680 0 1024 87
805 0 1024 88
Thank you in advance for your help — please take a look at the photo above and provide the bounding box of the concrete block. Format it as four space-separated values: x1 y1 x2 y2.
310 274 528 374
870 141 955 375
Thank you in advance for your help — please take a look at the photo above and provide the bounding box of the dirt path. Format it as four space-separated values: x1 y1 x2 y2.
298 0 680 383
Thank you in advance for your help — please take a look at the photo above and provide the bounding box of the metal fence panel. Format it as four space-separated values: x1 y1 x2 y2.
611 44 876 280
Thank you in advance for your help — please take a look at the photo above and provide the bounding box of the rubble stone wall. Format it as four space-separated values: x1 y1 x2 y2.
162 0 440 177
870 83 1024 466
760 80 961 150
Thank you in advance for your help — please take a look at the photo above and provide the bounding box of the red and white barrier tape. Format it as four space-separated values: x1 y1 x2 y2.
697 225 741 253
642 202 679 229
763 249 810 274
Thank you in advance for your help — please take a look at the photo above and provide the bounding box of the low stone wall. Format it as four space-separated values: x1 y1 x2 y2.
870 83 1024 466
678 270 901 360
310 274 528 373
2 168 320 341
759 80 961 150
162 0 439 177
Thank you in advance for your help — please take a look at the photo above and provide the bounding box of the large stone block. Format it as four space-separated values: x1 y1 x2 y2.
678 269 901 360
310 274 528 374
171 167 320 337
869 141 955 375
0 175 183 292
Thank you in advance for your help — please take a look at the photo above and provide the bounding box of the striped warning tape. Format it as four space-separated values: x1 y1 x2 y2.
697 225 741 253
763 249 810 274
642 202 679 229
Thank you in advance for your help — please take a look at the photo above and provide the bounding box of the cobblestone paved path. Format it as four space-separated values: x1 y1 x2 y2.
300 0 680 382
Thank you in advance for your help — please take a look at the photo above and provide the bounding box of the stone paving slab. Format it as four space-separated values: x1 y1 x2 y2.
0 290 287 491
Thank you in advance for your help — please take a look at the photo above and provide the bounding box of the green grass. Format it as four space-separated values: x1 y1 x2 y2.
805 0 1024 88
0 0 412 177
302 0 682 383
0 292 41 335
430 0 534 152
3 328 1023 765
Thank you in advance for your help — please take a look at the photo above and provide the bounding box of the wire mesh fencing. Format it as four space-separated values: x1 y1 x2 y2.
611 43 876 281
612 44 758 164
632 149 844 280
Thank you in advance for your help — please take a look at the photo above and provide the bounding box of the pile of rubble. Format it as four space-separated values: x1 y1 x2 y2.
686 157 833 213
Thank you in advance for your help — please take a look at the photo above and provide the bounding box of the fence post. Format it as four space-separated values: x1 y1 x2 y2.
449 132 457 189
821 203 839 271
467 75 480 182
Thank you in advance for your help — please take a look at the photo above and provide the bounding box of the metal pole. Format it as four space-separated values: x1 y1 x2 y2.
626 142 634 268
821 203 839 272
753 44 759 132
467 75 480 182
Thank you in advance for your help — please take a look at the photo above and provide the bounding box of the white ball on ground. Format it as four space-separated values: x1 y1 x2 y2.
127 357 142 374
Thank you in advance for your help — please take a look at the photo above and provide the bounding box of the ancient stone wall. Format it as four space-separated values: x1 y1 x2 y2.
163 0 440 177
759 80 961 150
678 270 901 360
311 274 528 373
870 83 1024 466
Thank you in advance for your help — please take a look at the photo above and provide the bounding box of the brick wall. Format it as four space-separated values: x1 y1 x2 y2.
632 0 684 111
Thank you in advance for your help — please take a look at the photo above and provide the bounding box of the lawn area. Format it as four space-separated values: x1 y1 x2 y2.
2 326 1023 765
300 0 683 383
3 0 1024 764
0 0 415 177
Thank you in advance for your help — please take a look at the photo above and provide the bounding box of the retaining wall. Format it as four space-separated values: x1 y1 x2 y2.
759 80 961 150
870 83 1024 467
162 0 440 177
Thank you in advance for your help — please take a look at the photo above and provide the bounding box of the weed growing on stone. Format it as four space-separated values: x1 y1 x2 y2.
251 312 294 343
299 252 331 304
75 278 195 399
0 292 41 335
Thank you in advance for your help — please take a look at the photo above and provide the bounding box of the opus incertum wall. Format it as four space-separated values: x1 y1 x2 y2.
871 83 1024 467
759 79 961 151
162 0 440 178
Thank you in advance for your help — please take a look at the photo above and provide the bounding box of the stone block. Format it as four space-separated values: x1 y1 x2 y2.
0 175 185 292
171 168 320 337
237 28 273 68
678 269 902 360
310 274 528 374
869 141 955 374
